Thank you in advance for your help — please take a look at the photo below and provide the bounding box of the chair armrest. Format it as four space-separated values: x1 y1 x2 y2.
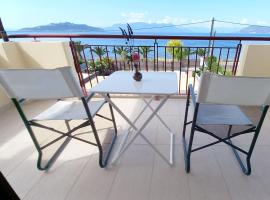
188 84 197 107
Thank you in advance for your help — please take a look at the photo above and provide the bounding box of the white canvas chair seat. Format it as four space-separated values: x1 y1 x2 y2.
33 99 106 121
197 104 253 125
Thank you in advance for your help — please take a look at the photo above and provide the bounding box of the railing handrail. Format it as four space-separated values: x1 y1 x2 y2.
6 34 270 41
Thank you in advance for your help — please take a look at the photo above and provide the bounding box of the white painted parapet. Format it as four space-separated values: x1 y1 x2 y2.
0 41 76 109
237 44 270 77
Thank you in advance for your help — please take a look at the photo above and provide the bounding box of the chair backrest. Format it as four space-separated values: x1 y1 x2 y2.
0 66 83 99
197 72 270 106
0 41 75 70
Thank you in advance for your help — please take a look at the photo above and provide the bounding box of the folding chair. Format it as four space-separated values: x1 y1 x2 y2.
182 72 270 175
0 66 117 170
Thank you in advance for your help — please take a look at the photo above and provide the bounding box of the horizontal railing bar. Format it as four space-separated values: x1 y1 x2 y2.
157 46 237 48
7 34 270 41
82 44 237 49
82 44 155 47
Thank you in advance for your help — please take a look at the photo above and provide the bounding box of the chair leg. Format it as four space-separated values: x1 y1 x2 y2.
108 94 118 135
184 126 196 173
229 128 262 175
182 90 190 139
12 99 71 171
36 121 72 170
99 110 117 168
37 137 71 170
228 106 269 175
227 125 253 175
183 103 199 173
228 138 251 175
96 95 118 168
82 97 117 168
182 93 190 172
89 117 117 168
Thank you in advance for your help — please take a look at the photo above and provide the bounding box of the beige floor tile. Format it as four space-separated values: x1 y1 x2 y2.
6 152 44 199
132 117 158 145
1 98 270 200
187 147 232 200
23 140 94 200
252 146 270 195
156 115 181 145
214 146 270 200
66 154 119 200
107 145 154 200
149 145 190 200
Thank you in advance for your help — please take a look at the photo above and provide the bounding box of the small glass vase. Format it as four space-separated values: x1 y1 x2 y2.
133 63 142 81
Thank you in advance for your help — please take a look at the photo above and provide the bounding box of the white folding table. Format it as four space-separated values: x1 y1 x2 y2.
90 71 178 166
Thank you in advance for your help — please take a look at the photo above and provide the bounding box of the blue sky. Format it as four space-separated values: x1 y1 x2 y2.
1 0 270 29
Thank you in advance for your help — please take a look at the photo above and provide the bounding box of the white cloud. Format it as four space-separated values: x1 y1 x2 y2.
119 13 260 31
256 20 268 25
155 17 213 28
121 12 148 23
156 16 187 24
120 13 192 26
240 18 248 24
213 18 249 29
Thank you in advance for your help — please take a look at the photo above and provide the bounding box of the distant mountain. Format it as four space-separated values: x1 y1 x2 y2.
105 22 210 34
19 22 104 32
239 25 270 34
16 21 248 34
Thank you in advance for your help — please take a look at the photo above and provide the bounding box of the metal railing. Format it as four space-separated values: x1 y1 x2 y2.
5 34 270 95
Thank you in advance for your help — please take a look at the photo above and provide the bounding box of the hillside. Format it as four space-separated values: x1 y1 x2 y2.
239 25 270 34
105 22 210 33
19 22 104 32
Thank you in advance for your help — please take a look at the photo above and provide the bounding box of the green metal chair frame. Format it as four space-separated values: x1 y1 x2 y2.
182 74 270 175
0 67 117 170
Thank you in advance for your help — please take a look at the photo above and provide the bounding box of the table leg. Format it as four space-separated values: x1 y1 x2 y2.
110 97 154 162
142 97 173 133
102 94 174 166
142 97 175 164
126 97 154 133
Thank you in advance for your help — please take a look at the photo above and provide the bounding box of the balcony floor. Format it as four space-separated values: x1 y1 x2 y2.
1 98 270 200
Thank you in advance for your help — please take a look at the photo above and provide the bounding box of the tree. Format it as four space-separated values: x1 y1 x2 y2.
113 46 129 61
92 46 108 61
139 46 153 59
91 46 112 75
88 58 113 75
193 55 232 77
74 41 85 64
206 55 217 68
196 48 206 57
166 40 189 61
112 46 133 70
139 46 153 70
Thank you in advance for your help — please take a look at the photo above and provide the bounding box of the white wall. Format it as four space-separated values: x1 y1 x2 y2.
237 44 270 77
0 41 76 109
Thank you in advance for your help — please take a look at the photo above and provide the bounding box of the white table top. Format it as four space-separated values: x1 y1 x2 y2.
90 71 178 95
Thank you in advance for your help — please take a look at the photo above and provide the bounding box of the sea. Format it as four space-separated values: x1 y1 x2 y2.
6 31 270 59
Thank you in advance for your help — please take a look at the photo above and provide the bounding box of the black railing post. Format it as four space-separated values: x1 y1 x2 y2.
69 41 87 95
154 39 158 71
232 41 242 75
0 18 9 42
